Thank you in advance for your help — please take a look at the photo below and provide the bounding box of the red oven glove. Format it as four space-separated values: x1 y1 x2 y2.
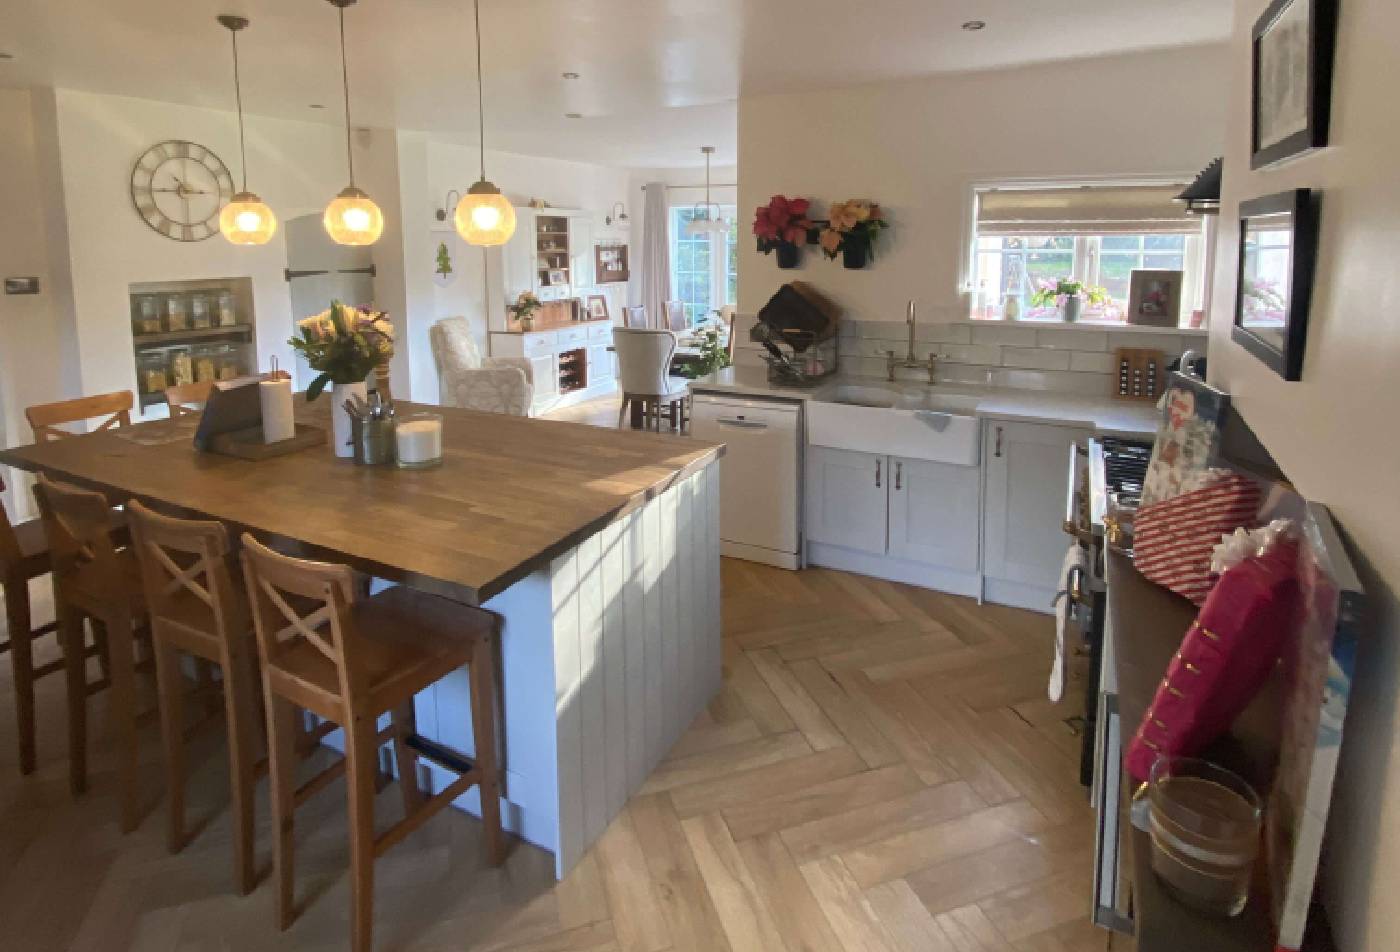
1134 474 1262 605
1125 538 1300 784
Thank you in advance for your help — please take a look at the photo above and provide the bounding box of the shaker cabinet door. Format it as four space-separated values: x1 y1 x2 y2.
806 447 888 556
887 456 980 572
982 421 1087 589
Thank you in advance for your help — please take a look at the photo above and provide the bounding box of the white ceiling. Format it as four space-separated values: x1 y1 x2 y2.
0 0 1231 169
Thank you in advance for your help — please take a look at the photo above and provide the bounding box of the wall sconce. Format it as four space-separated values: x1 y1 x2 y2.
606 201 629 226
436 189 463 222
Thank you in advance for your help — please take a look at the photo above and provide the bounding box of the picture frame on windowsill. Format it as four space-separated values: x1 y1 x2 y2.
1232 189 1321 382
1250 0 1339 169
1126 270 1184 328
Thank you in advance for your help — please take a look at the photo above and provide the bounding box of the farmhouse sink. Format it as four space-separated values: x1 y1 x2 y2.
810 385 982 466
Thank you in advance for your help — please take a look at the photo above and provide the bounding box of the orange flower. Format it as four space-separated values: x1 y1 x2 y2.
820 228 843 255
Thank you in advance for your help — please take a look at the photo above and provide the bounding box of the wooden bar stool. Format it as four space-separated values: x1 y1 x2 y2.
240 534 506 952
127 501 264 894
33 474 153 831
25 390 133 442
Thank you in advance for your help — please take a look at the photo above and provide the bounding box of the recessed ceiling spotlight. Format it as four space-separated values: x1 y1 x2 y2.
565 112 583 119
961 20 987 31
562 71 580 80
309 103 326 109
0 52 14 60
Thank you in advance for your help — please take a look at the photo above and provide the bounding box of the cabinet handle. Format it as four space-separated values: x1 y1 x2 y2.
895 461 902 490
875 458 882 489
994 426 1004 458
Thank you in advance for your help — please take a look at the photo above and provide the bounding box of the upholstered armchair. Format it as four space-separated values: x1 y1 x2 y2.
429 317 534 416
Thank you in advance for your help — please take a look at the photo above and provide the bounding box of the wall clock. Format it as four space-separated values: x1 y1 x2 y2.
130 140 236 242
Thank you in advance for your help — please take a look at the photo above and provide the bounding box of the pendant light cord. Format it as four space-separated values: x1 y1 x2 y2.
338 6 355 186
229 28 248 192
473 0 486 181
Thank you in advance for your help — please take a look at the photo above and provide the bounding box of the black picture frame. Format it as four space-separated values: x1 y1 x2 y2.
1250 0 1339 169
1232 189 1321 382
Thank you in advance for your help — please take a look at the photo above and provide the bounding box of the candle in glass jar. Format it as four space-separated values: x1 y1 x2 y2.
395 414 443 468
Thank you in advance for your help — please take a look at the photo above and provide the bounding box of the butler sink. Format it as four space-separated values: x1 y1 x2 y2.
811 386 982 466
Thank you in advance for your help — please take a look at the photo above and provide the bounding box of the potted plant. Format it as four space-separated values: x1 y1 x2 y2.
508 291 542 330
819 200 889 269
753 195 814 269
289 302 395 457
1030 278 1109 323
675 315 733 379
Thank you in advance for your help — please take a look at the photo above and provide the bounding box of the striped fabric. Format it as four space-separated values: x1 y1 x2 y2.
1134 474 1262 604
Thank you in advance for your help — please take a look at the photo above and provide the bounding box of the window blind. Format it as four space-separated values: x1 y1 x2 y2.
976 184 1197 236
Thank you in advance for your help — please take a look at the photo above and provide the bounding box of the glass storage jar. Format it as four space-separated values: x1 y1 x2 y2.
164 295 189 332
189 294 212 329
133 296 161 335
216 290 237 327
212 344 242 380
169 346 194 386
193 345 218 383
137 351 169 394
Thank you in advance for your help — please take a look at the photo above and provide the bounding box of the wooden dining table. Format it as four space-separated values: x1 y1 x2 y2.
0 398 726 877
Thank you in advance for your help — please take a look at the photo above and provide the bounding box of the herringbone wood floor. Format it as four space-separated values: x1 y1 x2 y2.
0 559 1101 952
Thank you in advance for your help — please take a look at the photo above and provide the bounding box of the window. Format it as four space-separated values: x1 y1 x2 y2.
670 205 738 325
970 184 1205 324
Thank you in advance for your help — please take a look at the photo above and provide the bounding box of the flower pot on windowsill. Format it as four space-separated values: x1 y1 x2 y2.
1061 297 1082 323
775 242 801 269
842 244 868 270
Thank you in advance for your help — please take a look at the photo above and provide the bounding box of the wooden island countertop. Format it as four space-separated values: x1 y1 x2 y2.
0 400 723 606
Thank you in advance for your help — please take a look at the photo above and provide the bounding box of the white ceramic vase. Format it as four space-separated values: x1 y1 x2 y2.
330 380 367 459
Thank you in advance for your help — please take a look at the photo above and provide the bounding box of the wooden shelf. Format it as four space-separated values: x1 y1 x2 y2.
133 324 254 348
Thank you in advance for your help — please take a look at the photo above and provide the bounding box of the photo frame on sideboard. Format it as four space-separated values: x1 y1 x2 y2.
1251 0 1339 169
1232 189 1321 382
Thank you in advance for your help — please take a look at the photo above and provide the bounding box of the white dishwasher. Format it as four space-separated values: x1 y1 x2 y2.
691 393 803 570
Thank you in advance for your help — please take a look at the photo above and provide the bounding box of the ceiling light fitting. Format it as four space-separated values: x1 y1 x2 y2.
562 71 580 80
962 20 987 31
454 0 516 246
686 147 728 235
564 112 583 120
323 0 384 246
216 14 278 246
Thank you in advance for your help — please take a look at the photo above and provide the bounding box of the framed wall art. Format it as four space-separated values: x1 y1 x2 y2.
1126 270 1184 327
1251 0 1339 169
1232 189 1321 382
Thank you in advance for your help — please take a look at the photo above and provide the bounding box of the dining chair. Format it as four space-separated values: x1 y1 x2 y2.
34 474 153 832
26 391 134 442
240 534 505 952
623 305 650 329
164 380 215 418
614 328 689 431
665 300 689 334
721 306 738 363
127 501 264 894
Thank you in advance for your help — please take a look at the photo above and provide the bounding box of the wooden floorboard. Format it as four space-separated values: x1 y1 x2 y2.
0 557 1098 951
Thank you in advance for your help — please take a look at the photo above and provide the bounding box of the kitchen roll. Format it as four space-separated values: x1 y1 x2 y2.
260 376 295 444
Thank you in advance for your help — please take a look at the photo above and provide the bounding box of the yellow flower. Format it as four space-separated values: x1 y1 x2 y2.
848 201 872 223
820 228 843 254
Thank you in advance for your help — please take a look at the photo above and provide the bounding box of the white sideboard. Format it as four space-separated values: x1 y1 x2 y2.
489 319 617 416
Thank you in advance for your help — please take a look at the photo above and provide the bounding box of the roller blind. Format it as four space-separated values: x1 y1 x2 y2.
976 184 1197 236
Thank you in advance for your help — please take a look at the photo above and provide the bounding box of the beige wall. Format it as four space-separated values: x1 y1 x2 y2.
1206 2 1400 949
736 44 1230 323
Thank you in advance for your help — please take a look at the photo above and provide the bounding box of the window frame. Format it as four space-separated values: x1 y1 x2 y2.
669 204 738 325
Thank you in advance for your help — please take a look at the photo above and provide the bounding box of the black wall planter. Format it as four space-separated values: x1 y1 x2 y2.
842 245 868 270
775 243 800 269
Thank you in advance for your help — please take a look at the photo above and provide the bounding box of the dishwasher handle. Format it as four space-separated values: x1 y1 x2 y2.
715 417 770 430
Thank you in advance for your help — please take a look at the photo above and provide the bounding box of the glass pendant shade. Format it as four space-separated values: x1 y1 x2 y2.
455 180 516 246
219 190 278 245
324 186 384 246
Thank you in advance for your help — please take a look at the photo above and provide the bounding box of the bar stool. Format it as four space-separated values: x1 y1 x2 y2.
240 534 505 952
33 474 153 831
127 501 264 894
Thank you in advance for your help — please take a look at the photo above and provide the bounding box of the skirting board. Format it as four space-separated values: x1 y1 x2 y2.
721 538 801 570
806 542 980 599
982 577 1057 615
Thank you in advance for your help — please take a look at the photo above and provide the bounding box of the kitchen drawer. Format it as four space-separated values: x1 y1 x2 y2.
522 332 554 357
588 322 613 342
557 326 589 347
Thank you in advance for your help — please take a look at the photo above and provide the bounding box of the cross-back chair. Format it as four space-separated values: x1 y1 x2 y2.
163 380 214 419
26 391 134 442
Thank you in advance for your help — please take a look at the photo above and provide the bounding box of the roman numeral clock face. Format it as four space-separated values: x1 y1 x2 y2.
130 140 236 242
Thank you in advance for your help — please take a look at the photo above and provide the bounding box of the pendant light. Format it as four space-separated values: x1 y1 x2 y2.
323 0 383 246
686 147 728 235
454 0 516 247
216 15 277 245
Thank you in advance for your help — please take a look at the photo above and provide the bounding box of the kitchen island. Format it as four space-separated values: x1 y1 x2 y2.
0 401 724 877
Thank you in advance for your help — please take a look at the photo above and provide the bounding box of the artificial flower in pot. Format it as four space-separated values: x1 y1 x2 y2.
288 301 395 458
753 195 814 269
1029 278 1109 323
508 290 543 330
819 200 889 269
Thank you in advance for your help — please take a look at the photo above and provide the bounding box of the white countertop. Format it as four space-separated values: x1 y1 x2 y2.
690 365 1161 437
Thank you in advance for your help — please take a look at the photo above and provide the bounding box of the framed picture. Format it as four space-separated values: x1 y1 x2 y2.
1251 0 1338 169
586 294 609 321
1233 189 1321 382
1126 270 1184 327
547 269 567 286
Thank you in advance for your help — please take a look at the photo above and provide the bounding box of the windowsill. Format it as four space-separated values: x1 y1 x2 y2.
966 315 1209 334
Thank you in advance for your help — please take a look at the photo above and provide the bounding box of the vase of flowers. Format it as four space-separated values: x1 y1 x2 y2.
819 200 888 269
1029 279 1109 323
753 195 814 269
289 302 395 457
508 290 542 330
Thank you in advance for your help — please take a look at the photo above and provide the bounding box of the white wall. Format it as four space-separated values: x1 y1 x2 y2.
1206 2 1400 949
736 45 1230 324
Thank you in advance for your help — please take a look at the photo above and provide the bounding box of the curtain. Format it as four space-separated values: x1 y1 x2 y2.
640 182 671 329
